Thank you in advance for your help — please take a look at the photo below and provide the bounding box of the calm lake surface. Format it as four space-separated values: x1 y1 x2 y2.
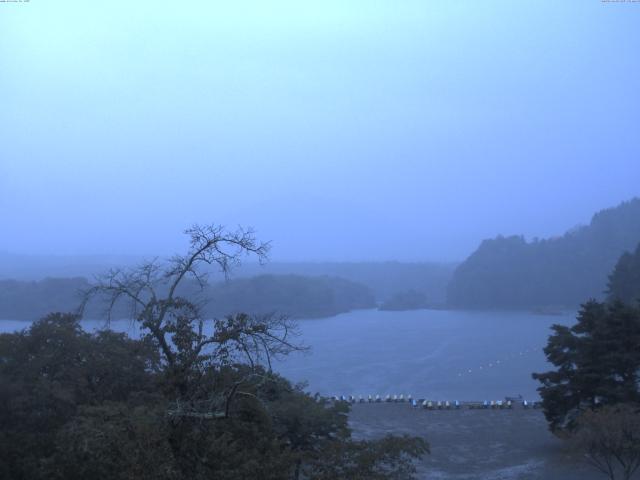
1 309 575 401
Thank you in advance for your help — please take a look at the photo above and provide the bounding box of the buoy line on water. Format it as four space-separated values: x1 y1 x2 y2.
455 347 540 378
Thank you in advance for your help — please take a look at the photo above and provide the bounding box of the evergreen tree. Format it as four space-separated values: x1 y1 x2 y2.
533 301 640 432
607 242 640 305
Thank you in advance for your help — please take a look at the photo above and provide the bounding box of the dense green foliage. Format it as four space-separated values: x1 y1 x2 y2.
0 274 375 321
607 242 640 305
0 313 427 480
448 198 640 309
532 301 640 433
378 290 430 311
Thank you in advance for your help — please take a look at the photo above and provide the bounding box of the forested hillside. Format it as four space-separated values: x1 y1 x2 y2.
233 262 456 304
607 242 640 304
0 256 455 305
447 198 640 309
0 278 89 321
201 274 375 319
0 274 375 321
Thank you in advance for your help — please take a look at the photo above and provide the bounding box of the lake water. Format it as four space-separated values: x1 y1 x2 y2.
1 309 575 401
275 309 575 401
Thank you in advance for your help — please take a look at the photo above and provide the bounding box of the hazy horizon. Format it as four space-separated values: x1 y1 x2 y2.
2 1 639 262
0 196 636 264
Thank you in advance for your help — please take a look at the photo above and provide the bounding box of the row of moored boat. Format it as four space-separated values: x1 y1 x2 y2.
331 395 543 409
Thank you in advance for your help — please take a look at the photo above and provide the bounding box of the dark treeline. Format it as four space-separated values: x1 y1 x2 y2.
0 256 456 305
447 198 640 309
607 242 640 305
232 262 456 304
0 274 376 321
0 277 88 321
200 274 375 319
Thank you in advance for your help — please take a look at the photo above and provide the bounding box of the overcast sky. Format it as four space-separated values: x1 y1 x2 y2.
1 1 639 262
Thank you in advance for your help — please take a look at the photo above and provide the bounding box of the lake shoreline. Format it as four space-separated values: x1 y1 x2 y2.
0 304 579 323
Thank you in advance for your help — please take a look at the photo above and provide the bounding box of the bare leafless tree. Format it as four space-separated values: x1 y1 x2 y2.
80 224 305 403
571 404 640 480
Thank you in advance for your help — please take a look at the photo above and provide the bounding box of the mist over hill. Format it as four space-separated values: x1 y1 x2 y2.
0 277 89 321
231 262 455 304
0 256 455 305
200 274 375 319
0 274 376 321
0 253 145 281
447 198 640 309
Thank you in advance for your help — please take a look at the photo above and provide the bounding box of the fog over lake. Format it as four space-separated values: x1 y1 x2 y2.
3 2 640 477
2 309 574 401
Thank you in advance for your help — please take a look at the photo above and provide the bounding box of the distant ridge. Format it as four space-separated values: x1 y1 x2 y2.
0 256 456 304
447 198 640 309
0 274 375 321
